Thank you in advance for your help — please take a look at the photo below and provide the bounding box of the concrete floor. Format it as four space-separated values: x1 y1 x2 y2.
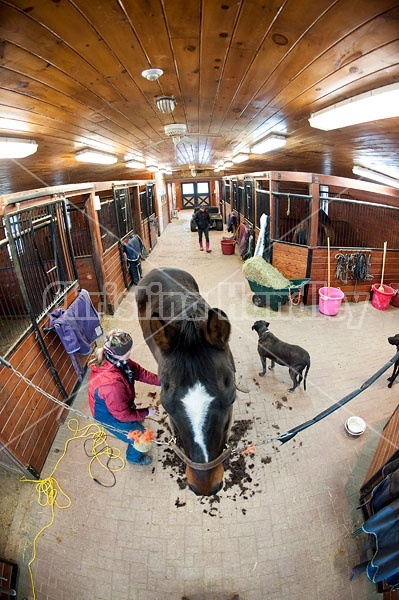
3 211 399 600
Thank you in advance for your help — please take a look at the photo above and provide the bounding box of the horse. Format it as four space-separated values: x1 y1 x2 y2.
293 209 334 246
136 267 236 496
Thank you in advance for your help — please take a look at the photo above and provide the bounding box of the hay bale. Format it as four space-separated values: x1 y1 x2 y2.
242 257 290 289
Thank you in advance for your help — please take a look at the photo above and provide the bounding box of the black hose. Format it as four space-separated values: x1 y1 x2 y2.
276 350 399 444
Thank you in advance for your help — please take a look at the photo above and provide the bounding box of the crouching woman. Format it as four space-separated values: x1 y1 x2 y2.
87 329 160 465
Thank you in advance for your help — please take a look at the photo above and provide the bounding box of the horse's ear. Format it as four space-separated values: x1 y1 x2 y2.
149 313 177 352
204 308 231 349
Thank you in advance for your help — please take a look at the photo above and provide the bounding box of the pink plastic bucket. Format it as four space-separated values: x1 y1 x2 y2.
371 284 395 310
318 287 344 316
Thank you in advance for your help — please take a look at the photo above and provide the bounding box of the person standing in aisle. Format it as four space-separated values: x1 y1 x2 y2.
193 206 212 252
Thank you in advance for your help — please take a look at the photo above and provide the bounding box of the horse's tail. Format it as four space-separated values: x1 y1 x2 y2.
304 360 310 390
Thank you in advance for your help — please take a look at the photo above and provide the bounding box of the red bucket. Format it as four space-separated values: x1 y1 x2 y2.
389 283 399 307
371 284 395 310
221 239 236 255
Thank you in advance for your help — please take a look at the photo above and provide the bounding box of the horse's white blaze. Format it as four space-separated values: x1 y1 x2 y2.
181 382 214 462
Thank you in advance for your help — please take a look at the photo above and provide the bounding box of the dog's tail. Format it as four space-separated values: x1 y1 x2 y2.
303 360 310 391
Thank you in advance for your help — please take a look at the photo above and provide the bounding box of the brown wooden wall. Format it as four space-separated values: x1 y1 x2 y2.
0 329 62 475
75 256 103 309
103 244 127 315
0 286 84 476
264 242 399 306
272 242 309 279
308 247 399 304
0 284 102 476
161 201 170 234
140 218 156 251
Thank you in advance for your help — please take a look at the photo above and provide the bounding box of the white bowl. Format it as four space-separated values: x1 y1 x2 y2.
345 416 366 436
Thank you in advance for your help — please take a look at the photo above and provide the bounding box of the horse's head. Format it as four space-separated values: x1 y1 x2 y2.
149 306 236 496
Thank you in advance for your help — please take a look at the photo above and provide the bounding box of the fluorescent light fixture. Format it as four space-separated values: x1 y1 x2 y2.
146 162 159 171
75 149 117 164
352 165 399 189
0 137 38 158
125 159 146 169
0 119 30 132
251 134 286 154
309 83 399 131
232 153 249 163
223 159 233 168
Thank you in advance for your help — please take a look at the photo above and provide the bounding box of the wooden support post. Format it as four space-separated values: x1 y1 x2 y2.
86 192 107 310
270 176 278 241
309 180 320 247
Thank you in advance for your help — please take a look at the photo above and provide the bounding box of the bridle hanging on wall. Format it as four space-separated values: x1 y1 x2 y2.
335 250 373 284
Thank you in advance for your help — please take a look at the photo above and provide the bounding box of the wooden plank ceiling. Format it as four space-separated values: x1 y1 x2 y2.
0 0 398 195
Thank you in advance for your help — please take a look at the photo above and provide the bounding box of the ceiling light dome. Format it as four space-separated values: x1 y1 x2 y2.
155 96 177 114
141 68 163 81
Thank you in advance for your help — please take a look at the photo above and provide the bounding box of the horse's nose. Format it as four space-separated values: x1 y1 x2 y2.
211 480 223 495
188 483 204 496
188 480 223 496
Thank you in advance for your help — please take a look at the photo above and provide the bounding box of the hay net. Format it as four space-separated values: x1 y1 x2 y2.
242 256 291 289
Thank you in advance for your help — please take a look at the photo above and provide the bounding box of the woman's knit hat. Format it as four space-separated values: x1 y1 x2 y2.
104 329 133 357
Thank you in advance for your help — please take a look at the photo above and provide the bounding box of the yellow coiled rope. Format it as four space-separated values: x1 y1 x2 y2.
21 419 125 600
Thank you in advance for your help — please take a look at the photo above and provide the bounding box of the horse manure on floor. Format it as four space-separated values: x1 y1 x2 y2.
175 497 186 508
274 396 293 410
156 418 275 516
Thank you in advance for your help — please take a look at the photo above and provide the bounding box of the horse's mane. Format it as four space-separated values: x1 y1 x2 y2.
166 318 225 386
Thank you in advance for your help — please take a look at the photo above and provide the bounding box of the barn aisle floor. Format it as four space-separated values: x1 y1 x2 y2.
3 210 399 600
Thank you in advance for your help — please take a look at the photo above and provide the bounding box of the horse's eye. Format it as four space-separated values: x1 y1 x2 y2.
224 375 231 387
163 381 170 392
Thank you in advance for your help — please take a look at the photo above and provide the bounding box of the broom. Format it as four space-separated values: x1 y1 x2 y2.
327 237 331 295
378 241 387 292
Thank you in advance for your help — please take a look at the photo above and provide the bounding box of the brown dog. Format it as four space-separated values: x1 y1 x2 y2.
387 334 399 388
251 320 310 392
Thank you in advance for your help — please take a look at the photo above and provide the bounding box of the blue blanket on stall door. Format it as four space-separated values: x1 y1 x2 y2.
362 497 399 585
49 289 103 380
352 461 399 588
